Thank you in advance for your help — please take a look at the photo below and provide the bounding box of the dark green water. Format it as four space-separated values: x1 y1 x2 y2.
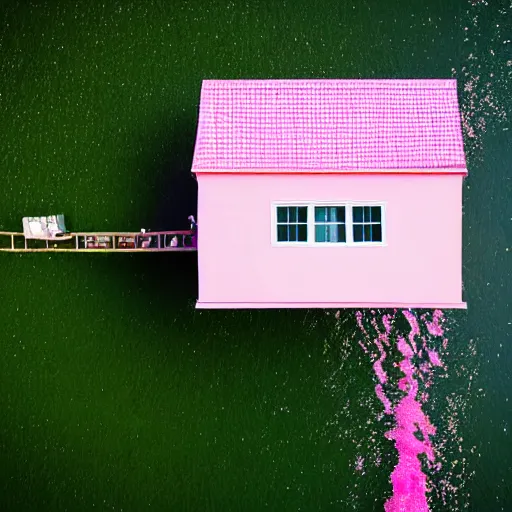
1 1 510 510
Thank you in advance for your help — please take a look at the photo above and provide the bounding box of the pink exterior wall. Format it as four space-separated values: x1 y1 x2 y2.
196 173 466 309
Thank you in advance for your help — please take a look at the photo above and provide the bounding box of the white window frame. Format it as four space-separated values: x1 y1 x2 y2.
271 201 387 247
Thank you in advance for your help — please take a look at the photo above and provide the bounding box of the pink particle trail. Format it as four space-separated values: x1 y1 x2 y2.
356 310 446 512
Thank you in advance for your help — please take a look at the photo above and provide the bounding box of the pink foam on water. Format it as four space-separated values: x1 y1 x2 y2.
384 326 437 512
382 314 393 334
402 310 420 353
424 309 444 337
355 310 367 337
367 314 393 414
427 350 443 367
376 384 393 415
355 310 446 512
373 335 388 384
397 335 415 360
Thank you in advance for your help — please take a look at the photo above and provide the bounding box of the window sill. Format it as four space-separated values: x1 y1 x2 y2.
272 242 387 248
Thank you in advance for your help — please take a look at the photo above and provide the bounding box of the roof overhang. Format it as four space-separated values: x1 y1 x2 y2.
192 168 469 175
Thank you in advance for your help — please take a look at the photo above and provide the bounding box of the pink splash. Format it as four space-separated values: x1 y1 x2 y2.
357 311 393 414
373 334 391 414
427 350 443 367
424 309 444 337
384 334 437 512
356 309 446 512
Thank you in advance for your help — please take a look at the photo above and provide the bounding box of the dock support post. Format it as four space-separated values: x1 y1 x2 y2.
76 235 79 250
24 237 27 250
11 234 14 250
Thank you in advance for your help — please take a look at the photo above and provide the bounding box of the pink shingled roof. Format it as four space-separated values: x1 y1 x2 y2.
191 79 467 173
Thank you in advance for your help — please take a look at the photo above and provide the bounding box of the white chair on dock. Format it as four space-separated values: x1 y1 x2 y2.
139 228 151 249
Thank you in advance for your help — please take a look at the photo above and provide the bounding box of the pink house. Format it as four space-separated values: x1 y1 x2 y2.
191 79 467 310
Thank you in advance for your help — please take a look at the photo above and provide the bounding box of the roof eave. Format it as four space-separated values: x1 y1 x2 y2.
191 167 469 175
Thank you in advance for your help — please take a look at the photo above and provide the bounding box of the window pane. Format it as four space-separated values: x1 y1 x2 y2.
364 224 372 241
315 207 327 222
353 206 363 223
327 224 337 242
353 224 363 242
327 207 343 222
289 207 297 223
277 207 287 223
364 206 371 221
315 223 346 243
298 207 307 223
315 206 345 223
372 224 382 242
337 224 346 243
371 206 381 223
315 225 327 242
288 224 297 241
298 224 307 242
277 224 288 242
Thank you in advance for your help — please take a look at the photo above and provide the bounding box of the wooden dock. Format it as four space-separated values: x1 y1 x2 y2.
0 230 197 253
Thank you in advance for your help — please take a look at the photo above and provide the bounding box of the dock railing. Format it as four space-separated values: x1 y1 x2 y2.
0 230 197 253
